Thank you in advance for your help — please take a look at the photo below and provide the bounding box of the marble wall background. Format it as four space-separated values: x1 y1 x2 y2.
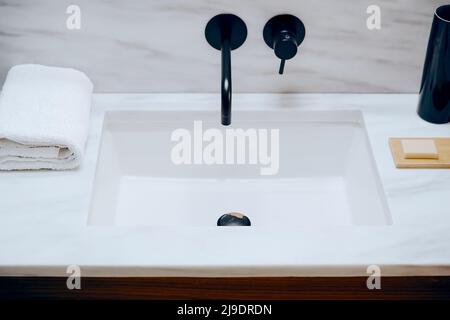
0 0 447 93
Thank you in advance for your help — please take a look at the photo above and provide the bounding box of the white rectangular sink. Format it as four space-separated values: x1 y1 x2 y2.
88 110 391 227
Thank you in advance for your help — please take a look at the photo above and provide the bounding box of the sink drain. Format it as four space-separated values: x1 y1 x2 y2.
217 212 251 226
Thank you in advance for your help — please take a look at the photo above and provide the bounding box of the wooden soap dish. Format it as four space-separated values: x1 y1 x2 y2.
389 138 450 169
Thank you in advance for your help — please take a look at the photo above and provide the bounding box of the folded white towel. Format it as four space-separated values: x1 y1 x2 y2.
0 64 93 170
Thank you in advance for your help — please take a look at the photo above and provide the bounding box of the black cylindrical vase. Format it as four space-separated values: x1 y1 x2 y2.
417 5 450 124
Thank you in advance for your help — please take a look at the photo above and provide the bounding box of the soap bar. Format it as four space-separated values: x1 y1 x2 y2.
401 139 439 159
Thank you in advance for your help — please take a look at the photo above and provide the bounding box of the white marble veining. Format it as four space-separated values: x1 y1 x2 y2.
0 0 448 93
1 93 450 277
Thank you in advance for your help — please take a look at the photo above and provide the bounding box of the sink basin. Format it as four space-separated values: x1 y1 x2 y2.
88 110 391 227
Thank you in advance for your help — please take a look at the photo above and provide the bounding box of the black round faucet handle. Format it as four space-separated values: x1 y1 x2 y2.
274 31 298 60
263 14 305 74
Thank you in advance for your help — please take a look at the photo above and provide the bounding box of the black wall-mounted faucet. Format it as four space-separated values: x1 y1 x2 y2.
205 14 247 126
263 14 305 74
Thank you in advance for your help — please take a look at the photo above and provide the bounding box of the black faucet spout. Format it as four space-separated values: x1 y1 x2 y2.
205 14 247 126
221 35 232 126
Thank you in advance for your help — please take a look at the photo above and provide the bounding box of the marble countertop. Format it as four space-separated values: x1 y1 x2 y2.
1 93 450 277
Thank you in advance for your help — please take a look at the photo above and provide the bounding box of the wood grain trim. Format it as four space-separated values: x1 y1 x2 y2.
1 277 450 300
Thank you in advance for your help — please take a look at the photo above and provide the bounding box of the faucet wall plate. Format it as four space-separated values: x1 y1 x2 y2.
205 14 247 51
263 14 305 74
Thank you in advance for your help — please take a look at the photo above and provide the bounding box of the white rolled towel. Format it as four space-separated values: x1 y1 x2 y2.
0 64 93 170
